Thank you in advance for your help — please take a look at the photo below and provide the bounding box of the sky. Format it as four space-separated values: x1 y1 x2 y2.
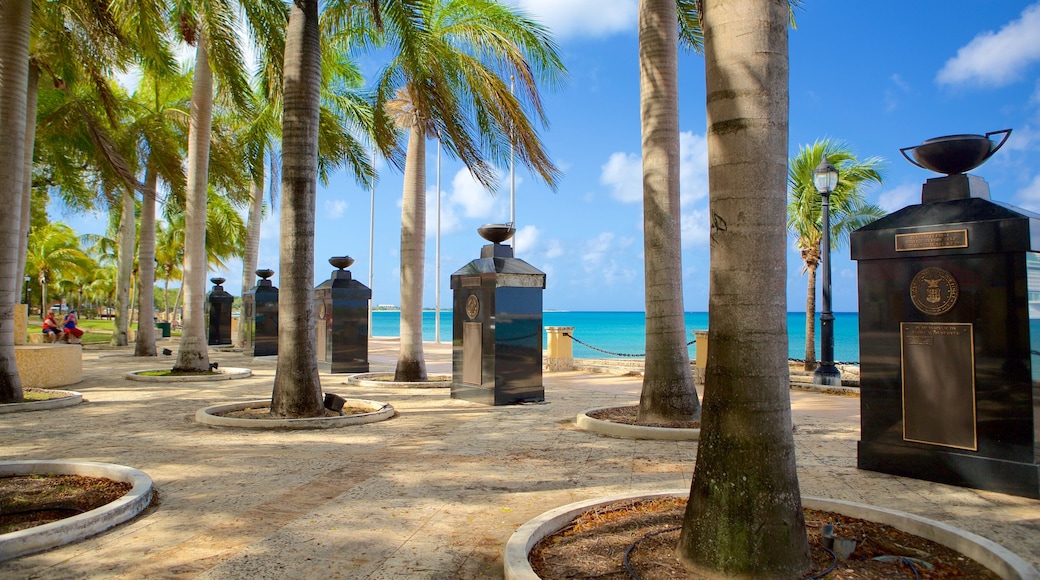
55 1 1040 313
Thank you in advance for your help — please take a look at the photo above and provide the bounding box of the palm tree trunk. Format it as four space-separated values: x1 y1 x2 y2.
163 277 171 322
271 0 324 418
238 176 264 347
17 64 39 304
803 264 818 371
677 0 810 576
113 188 135 346
136 166 158 356
0 0 30 403
174 34 214 372
394 122 428 382
636 0 699 424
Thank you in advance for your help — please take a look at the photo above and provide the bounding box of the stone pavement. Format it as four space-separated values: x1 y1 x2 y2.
2 337 1039 578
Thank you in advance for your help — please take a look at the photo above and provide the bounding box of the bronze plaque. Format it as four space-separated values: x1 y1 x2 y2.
900 322 977 450
462 276 481 288
463 322 482 385
909 267 958 316
895 229 968 252
465 295 480 320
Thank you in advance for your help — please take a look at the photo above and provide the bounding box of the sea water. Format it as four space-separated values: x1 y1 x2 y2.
371 311 862 364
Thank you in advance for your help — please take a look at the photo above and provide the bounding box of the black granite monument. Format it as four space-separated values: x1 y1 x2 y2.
450 224 545 405
207 277 233 346
851 129 1040 499
242 268 278 357
315 256 371 373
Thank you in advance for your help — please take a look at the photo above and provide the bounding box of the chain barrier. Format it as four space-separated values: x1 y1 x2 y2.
561 332 860 365
562 332 695 359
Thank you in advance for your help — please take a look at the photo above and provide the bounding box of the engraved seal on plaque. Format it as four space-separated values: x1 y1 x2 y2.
910 267 958 315
465 295 480 320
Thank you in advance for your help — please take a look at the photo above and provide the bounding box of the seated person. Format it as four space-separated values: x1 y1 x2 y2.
61 310 84 343
42 312 61 342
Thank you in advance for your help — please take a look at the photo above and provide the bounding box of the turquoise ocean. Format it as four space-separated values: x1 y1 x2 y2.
372 311 862 364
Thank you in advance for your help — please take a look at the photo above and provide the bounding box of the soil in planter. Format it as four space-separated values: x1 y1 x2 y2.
217 405 370 419
529 496 1000 579
586 406 700 430
0 475 132 534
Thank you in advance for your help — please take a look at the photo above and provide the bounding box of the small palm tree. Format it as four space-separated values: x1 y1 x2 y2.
787 140 885 370
25 223 96 317
376 0 565 382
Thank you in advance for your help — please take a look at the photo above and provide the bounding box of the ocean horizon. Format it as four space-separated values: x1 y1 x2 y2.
371 310 861 364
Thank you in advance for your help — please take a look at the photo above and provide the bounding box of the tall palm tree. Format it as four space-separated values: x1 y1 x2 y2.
271 0 324 417
788 140 884 370
155 219 184 323
377 0 565 382
0 0 32 404
636 0 700 425
677 0 810 576
172 1 271 372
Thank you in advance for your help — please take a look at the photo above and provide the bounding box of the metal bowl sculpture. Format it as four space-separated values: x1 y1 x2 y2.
900 129 1011 175
329 256 354 270
255 268 274 280
478 223 515 244
210 277 226 285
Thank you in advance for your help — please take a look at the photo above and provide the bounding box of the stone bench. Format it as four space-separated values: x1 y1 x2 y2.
14 345 83 388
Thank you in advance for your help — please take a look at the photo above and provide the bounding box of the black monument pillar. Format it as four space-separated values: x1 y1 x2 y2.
207 277 233 346
851 130 1040 499
315 256 371 373
243 269 278 357
450 224 545 405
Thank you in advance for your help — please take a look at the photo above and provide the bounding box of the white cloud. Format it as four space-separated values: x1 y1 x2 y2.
600 152 642 203
678 132 709 205
1015 173 1040 212
425 186 462 238
600 132 709 205
324 199 348 219
514 225 539 255
937 3 1040 87
512 0 636 39
680 208 710 247
447 167 503 219
877 184 919 213
545 239 564 259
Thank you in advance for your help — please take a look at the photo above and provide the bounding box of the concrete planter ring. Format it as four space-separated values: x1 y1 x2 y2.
345 373 451 388
503 490 1040 580
0 390 82 414
125 367 252 382
0 461 153 563
576 407 700 441
195 398 395 430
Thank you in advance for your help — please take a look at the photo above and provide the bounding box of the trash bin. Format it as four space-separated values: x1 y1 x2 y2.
155 322 171 337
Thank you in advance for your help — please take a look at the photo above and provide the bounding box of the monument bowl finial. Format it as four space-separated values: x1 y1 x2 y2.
477 223 515 244
900 129 1011 175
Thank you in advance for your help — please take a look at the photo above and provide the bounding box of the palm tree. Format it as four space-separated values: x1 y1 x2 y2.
636 0 700 425
788 140 884 370
0 0 32 404
155 219 184 323
377 0 565 382
172 1 272 372
25 223 95 317
677 0 810 576
271 0 324 417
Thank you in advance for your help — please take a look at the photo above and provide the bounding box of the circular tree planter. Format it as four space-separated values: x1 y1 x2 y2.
0 461 153 563
195 398 395 430
575 407 700 441
0 390 82 414
125 367 252 382
346 373 451 388
503 490 1040 580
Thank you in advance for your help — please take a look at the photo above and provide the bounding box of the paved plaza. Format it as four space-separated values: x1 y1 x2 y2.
3 337 1039 578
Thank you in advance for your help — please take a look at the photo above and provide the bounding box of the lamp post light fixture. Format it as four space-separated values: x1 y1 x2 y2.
813 155 842 386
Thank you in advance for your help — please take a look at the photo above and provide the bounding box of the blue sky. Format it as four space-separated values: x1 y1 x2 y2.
56 1 1040 313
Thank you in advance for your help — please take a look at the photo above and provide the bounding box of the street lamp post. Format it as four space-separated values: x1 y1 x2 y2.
813 155 841 386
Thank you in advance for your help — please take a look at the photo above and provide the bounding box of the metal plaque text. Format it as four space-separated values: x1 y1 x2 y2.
895 229 968 252
900 322 977 450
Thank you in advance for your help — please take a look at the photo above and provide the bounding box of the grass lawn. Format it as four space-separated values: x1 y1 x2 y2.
26 318 180 344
